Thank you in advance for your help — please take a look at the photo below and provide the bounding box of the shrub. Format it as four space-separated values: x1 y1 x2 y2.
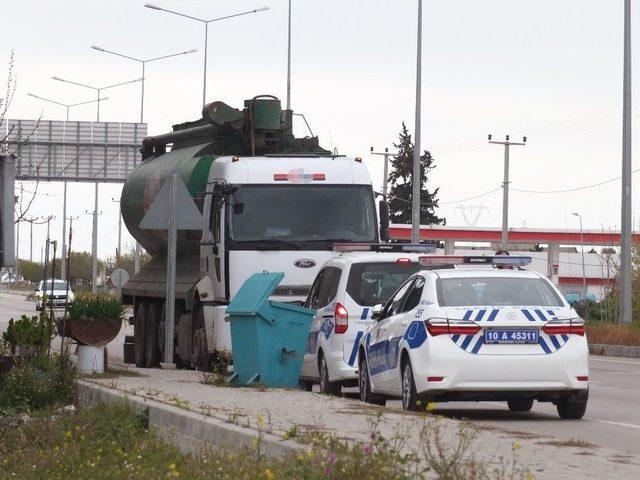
2 313 54 353
0 353 76 414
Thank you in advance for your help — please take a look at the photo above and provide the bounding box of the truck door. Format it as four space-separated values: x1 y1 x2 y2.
202 184 226 301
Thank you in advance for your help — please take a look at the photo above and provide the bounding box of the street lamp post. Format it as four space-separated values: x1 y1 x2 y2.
572 212 588 301
90 46 196 274
90 46 196 124
27 93 108 281
144 3 270 108
50 75 142 292
112 198 122 266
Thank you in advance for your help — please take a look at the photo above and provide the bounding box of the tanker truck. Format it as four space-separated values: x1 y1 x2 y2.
121 95 390 369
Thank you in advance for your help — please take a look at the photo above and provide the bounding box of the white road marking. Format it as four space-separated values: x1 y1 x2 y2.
586 418 640 430
590 357 640 366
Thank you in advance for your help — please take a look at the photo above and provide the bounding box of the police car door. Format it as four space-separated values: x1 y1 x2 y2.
386 276 426 393
367 278 416 391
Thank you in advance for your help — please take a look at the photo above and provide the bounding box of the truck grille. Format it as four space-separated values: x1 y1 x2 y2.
272 285 311 297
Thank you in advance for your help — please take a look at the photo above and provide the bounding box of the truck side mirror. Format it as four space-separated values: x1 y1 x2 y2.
371 303 384 320
379 200 390 242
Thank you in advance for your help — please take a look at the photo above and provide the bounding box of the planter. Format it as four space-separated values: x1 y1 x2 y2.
0 355 15 374
67 317 122 347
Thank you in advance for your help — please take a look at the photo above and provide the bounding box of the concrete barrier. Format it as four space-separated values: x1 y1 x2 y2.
589 343 640 359
76 381 302 458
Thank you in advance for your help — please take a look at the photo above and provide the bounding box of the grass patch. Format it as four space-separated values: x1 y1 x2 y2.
81 366 144 379
0 353 76 415
537 438 595 448
586 322 640 346
0 403 530 480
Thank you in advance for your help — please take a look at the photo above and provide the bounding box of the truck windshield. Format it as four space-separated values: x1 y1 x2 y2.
226 185 377 243
436 277 564 307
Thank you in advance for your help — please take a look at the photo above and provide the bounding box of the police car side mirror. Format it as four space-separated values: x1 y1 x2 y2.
371 304 384 320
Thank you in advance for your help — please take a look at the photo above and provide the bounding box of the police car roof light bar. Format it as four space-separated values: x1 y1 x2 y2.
417 255 532 267
333 243 437 253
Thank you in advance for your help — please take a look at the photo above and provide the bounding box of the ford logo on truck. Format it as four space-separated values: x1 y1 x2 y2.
294 259 316 269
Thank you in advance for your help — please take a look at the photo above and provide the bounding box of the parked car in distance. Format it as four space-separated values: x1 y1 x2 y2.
35 278 74 311
300 243 435 395
357 255 589 419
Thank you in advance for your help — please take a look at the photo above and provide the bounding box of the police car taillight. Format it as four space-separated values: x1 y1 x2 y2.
418 255 532 267
542 318 585 336
425 318 480 336
335 303 348 334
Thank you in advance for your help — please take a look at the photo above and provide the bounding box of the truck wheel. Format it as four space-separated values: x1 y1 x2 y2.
134 302 148 368
145 303 162 367
192 305 211 371
158 302 166 362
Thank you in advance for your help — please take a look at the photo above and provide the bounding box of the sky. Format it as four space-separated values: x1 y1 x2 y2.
2 0 638 261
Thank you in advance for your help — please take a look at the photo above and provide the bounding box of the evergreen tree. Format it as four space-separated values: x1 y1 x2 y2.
387 123 445 225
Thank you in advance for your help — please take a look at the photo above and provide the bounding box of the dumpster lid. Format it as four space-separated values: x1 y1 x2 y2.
227 272 285 318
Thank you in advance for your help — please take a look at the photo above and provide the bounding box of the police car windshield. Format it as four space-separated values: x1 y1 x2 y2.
347 262 422 306
437 277 564 307
226 185 376 243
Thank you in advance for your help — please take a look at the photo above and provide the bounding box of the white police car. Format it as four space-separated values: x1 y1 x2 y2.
357 255 589 419
300 244 435 395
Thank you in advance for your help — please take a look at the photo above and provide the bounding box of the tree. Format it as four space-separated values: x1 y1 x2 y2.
52 251 102 286
103 248 150 277
387 123 445 225
16 259 43 283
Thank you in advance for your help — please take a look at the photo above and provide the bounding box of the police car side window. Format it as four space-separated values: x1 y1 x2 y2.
400 276 425 313
308 267 341 310
305 269 326 309
384 279 415 318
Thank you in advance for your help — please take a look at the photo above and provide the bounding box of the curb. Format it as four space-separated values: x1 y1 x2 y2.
589 343 640 359
76 381 302 458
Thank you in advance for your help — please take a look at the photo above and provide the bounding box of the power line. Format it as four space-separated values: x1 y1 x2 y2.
383 186 501 206
512 167 640 194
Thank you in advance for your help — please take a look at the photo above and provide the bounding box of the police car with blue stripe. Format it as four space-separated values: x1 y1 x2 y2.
299 243 435 395
357 255 589 419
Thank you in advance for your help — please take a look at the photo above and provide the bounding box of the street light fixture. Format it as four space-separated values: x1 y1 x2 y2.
144 3 270 108
50 75 141 292
27 92 109 121
51 76 143 122
572 212 588 301
90 45 196 123
27 92 108 282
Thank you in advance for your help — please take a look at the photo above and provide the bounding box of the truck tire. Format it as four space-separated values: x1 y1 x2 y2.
134 302 148 368
192 305 211 371
145 303 162 367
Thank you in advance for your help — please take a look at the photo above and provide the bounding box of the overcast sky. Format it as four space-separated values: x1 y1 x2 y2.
2 0 638 261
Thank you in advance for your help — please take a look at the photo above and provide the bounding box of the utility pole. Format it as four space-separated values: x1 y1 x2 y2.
41 215 55 285
488 134 527 248
370 147 395 199
85 207 102 293
620 0 633 325
286 0 292 110
412 0 423 244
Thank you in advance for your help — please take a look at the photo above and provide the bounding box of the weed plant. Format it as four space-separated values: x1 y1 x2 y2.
67 293 125 321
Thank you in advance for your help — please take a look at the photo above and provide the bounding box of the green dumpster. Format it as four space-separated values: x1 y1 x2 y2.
227 272 315 387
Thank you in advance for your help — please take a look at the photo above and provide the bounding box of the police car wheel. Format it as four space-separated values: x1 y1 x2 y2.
556 399 587 419
402 361 419 411
359 357 386 406
319 353 341 396
507 399 534 412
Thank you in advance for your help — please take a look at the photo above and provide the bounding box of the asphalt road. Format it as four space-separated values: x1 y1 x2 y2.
2 291 639 456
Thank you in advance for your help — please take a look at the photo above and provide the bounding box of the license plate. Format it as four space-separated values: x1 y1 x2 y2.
484 329 538 344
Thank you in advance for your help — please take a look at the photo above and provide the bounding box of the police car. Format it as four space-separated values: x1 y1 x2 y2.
300 243 435 395
357 255 589 419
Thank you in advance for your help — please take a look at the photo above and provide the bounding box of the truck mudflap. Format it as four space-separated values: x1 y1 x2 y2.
122 255 200 305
